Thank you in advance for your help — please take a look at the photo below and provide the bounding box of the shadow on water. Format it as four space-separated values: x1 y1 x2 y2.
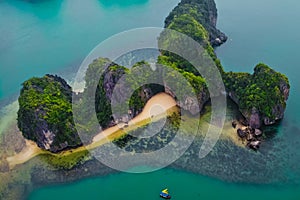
263 122 281 140
98 0 148 8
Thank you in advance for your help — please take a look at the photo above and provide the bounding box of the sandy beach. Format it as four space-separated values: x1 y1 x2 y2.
6 93 178 169
6 92 245 169
92 93 177 143
6 139 47 169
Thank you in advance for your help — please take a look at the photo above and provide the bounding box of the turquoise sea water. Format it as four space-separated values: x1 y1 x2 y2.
29 169 300 200
0 0 179 101
215 0 300 124
1 0 300 199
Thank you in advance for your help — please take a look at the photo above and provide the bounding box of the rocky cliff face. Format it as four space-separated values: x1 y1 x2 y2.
245 82 289 128
91 59 163 128
164 0 227 47
94 60 129 128
16 0 291 153
225 64 290 128
17 75 82 152
164 80 209 115
93 57 211 120
93 57 210 122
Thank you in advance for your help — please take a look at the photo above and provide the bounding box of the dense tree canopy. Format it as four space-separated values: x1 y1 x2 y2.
224 64 290 120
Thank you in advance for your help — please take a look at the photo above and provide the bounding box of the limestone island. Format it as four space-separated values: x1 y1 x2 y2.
14 0 289 164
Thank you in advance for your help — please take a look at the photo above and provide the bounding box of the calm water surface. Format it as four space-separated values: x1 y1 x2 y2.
1 0 300 199
29 168 300 200
0 0 179 100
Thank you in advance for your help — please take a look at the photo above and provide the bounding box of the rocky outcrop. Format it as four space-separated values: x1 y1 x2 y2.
16 0 290 154
93 57 210 121
225 64 290 129
91 59 162 128
164 81 209 115
92 60 129 128
164 0 290 130
244 83 289 128
235 122 263 150
164 0 227 47
245 108 262 129
17 75 82 152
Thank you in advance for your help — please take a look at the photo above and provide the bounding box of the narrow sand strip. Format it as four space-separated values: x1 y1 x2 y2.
93 93 177 143
6 140 47 169
7 93 177 169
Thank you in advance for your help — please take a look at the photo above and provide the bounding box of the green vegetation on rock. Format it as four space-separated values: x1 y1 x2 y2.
165 0 227 47
16 0 291 153
77 58 164 136
17 75 81 152
159 8 221 75
224 64 290 125
159 0 290 128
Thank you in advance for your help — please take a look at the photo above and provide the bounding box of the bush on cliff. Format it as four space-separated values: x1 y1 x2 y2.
17 74 81 152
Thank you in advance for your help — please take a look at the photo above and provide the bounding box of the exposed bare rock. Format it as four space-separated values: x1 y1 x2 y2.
164 80 209 116
248 141 261 150
254 129 263 137
237 128 247 138
248 108 262 129
234 121 263 150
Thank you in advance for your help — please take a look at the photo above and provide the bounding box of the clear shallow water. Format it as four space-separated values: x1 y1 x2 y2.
1 0 300 199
